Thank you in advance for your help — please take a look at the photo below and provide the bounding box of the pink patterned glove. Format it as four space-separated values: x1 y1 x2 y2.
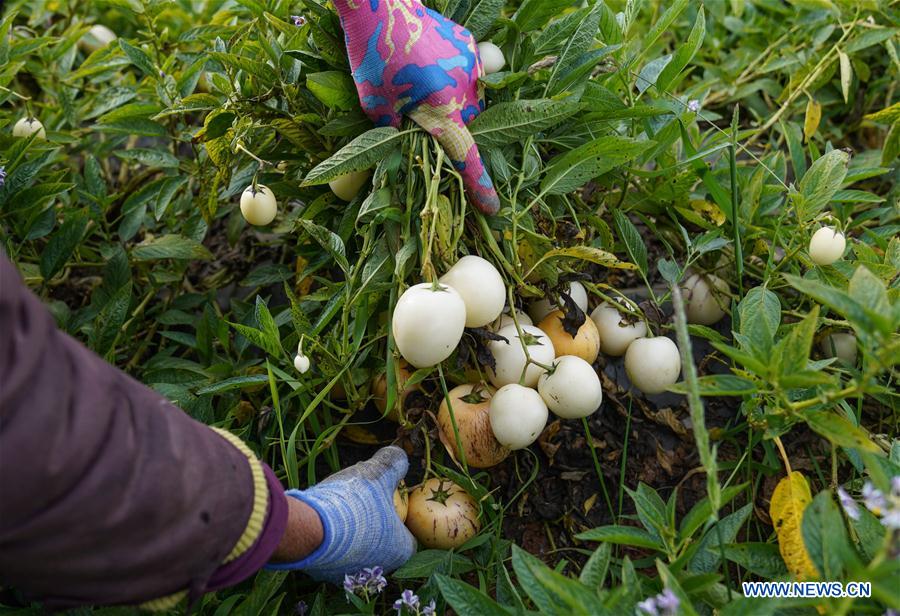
334 0 500 215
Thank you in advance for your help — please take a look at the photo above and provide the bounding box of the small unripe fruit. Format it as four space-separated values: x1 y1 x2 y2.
809 226 846 266
478 41 506 74
240 185 277 226
329 170 371 201
590 302 647 357
12 117 46 139
820 333 857 365
79 24 117 52
293 354 311 374
681 273 730 326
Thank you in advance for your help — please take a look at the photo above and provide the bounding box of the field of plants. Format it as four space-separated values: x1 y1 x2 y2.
1 0 898 614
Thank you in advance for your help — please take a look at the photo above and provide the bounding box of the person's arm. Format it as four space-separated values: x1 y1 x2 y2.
0 254 415 609
0 254 295 609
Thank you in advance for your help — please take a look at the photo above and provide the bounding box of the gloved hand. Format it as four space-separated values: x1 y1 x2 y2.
334 0 500 215
266 446 415 583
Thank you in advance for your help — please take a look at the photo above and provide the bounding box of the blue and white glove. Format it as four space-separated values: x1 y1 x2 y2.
266 446 416 582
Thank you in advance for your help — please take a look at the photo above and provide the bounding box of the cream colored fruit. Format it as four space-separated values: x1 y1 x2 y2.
439 255 505 328
12 117 46 139
392 283 467 368
681 273 730 326
529 281 588 322
624 337 682 395
820 333 858 365
329 170 371 201
240 185 277 225
79 24 117 52
437 384 508 468
405 478 480 549
487 324 555 387
538 356 603 419
490 311 532 331
489 384 549 450
478 41 506 74
809 226 846 266
393 482 409 523
538 310 600 364
590 302 647 356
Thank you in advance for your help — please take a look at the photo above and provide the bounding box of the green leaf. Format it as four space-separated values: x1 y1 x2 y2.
737 287 781 355
775 306 818 377
132 235 213 261
626 483 668 543
435 575 512 616
40 212 88 280
511 546 608 616
802 490 851 579
783 272 894 336
229 322 282 357
679 483 748 540
613 209 648 277
114 148 180 169
469 99 582 148
575 525 664 550
797 150 849 220
462 0 505 39
254 296 282 356
655 7 705 94
689 504 752 573
579 543 611 590
196 375 270 395
541 136 652 196
546 3 603 91
513 0 574 31
118 39 156 76
89 281 132 357
394 550 474 579
721 543 788 578
803 411 881 453
296 219 349 273
669 375 758 396
306 71 358 111
303 127 408 186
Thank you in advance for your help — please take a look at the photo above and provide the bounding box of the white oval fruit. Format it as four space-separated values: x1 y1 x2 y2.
79 24 117 52
488 324 555 388
478 41 506 74
240 185 277 225
439 255 505 328
820 333 858 365
489 384 548 450
809 226 846 266
12 117 46 139
293 354 311 374
538 355 603 419
590 302 647 357
529 281 589 323
624 337 681 395
681 273 730 326
392 283 467 368
405 478 480 549
329 170 371 201
490 311 533 331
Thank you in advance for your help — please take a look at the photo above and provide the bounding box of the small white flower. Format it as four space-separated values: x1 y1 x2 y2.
687 99 701 113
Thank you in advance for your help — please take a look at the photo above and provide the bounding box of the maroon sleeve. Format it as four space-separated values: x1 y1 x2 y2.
0 255 287 609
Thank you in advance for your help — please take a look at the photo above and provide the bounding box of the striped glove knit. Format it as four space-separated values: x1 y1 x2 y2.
266 446 415 583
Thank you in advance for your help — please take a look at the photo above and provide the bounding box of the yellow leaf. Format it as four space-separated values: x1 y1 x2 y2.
770 472 818 581
838 50 852 104
689 199 726 227
342 426 381 445
804 99 822 143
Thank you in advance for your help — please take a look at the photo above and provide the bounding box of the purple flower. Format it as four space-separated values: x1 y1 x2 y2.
863 482 888 515
891 476 900 498
687 99 700 113
393 589 421 613
422 599 437 616
655 588 680 616
295 601 308 616
0 166 6 188
291 14 307 26
837 487 861 520
343 573 359 595
637 597 659 616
